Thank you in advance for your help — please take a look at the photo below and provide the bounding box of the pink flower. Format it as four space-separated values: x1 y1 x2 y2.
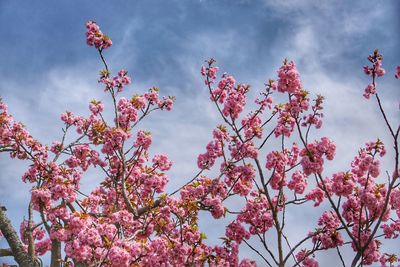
31 188 52 210
363 83 376 99
222 84 248 120
212 126 230 141
288 170 308 194
210 73 235 103
35 239 52 256
144 88 160 104
276 60 302 94
158 96 175 111
305 187 325 207
296 250 319 267
102 128 130 155
242 114 262 139
201 60 219 84
238 195 273 234
395 65 400 79
274 109 296 137
85 20 112 50
61 111 76 125
224 164 255 196
226 221 250 244
152 154 172 171
89 100 104 115
331 172 355 197
203 197 224 219
311 211 343 249
239 259 257 267
114 69 132 92
300 137 336 175
229 140 258 160
50 141 63 155
134 130 152 150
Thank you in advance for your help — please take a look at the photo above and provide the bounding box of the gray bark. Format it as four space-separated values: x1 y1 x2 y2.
0 204 37 266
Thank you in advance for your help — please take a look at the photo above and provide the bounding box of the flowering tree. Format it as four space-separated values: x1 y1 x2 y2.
0 21 399 267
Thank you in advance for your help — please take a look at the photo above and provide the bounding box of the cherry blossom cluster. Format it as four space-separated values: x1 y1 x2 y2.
85 20 112 50
276 60 302 94
300 137 336 176
296 250 319 267
395 66 400 79
271 62 325 137
265 144 299 190
99 69 132 93
363 49 385 99
201 60 249 120
311 211 344 249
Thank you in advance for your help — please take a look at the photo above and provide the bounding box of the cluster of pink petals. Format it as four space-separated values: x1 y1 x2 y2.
255 94 273 111
85 20 112 50
152 154 172 171
134 130 152 150
305 187 325 207
331 172 355 197
272 85 323 138
311 211 344 249
180 176 227 219
222 84 248 120
351 140 384 180
99 69 132 93
276 60 302 94
241 114 262 139
226 221 250 244
363 83 376 99
114 69 132 92
363 52 385 78
237 193 274 235
296 250 319 267
60 111 90 134
223 164 255 196
89 100 104 115
288 170 308 194
265 149 295 190
197 138 223 169
300 137 336 176
351 227 381 265
66 144 106 171
211 73 235 103
363 49 385 99
200 60 219 85
395 65 400 79
201 62 249 120
229 139 258 160
301 94 324 129
274 107 296 137
102 127 130 155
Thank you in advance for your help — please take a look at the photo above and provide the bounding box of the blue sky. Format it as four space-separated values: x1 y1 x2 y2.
0 0 399 265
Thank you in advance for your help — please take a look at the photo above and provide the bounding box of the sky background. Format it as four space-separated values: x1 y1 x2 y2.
0 0 399 265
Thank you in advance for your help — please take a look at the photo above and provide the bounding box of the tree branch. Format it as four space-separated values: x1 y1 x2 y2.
0 248 13 257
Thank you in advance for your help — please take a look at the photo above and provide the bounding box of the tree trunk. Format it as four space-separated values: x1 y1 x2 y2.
50 240 62 267
0 205 37 266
